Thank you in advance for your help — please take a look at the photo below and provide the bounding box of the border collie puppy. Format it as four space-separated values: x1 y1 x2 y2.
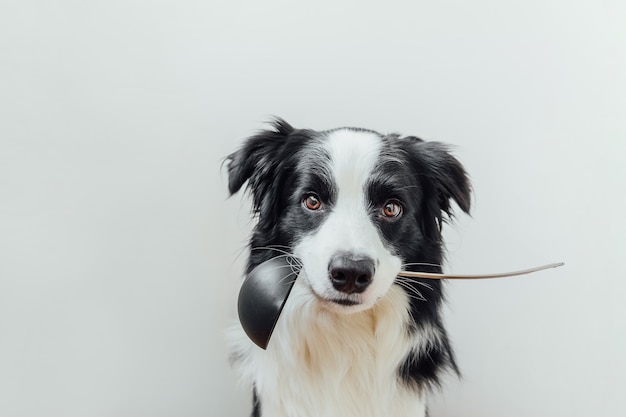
226 119 471 417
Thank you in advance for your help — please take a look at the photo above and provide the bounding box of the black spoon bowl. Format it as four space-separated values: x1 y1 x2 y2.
237 256 301 350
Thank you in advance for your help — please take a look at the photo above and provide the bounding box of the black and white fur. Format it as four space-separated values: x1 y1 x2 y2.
226 119 471 417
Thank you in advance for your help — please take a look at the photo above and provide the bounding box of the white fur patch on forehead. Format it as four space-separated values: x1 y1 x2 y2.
323 129 383 193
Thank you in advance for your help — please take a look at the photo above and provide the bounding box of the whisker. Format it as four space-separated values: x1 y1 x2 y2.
287 262 302 275
249 247 304 270
396 277 434 291
250 263 301 279
250 246 297 257
250 244 293 249
246 253 303 267
262 253 300 261
395 281 427 302
277 272 298 286
401 262 443 269
399 285 427 302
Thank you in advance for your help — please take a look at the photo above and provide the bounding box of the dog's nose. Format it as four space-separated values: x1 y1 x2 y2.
328 254 375 294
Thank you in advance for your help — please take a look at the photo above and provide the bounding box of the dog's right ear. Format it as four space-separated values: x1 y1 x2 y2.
225 118 294 216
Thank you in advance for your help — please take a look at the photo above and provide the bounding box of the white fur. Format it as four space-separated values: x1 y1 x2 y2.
231 130 433 417
230 281 427 417
294 129 403 313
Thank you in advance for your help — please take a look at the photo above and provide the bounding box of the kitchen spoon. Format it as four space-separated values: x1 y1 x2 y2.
237 256 563 349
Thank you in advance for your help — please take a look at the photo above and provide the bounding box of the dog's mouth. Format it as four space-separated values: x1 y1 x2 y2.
307 284 363 308
328 298 360 306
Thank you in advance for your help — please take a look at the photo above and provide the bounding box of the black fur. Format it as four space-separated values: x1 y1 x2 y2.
251 387 261 417
227 119 471 412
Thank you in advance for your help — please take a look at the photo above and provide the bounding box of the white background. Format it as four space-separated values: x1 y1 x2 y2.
1 1 625 416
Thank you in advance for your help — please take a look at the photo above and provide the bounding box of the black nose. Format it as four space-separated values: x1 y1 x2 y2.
328 254 375 294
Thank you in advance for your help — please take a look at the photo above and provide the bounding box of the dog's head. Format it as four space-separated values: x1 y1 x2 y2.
227 119 470 314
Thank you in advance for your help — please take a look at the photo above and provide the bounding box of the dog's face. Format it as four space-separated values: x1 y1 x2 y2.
227 120 470 315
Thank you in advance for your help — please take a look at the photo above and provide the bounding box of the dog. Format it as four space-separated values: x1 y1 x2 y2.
226 119 471 417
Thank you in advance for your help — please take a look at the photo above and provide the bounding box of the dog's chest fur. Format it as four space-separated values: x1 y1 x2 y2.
230 282 430 417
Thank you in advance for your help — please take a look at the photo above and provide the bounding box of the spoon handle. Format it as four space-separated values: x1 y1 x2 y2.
398 262 564 280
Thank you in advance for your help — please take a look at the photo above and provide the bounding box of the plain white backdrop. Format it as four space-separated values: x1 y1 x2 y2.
1 1 625 416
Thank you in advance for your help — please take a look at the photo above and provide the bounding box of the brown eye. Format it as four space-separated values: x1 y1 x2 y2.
303 194 322 211
381 200 402 219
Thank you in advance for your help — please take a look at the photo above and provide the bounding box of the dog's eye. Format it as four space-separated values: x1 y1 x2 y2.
381 200 402 219
303 194 322 211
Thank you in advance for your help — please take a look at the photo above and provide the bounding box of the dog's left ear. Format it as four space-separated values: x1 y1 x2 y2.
401 137 471 234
